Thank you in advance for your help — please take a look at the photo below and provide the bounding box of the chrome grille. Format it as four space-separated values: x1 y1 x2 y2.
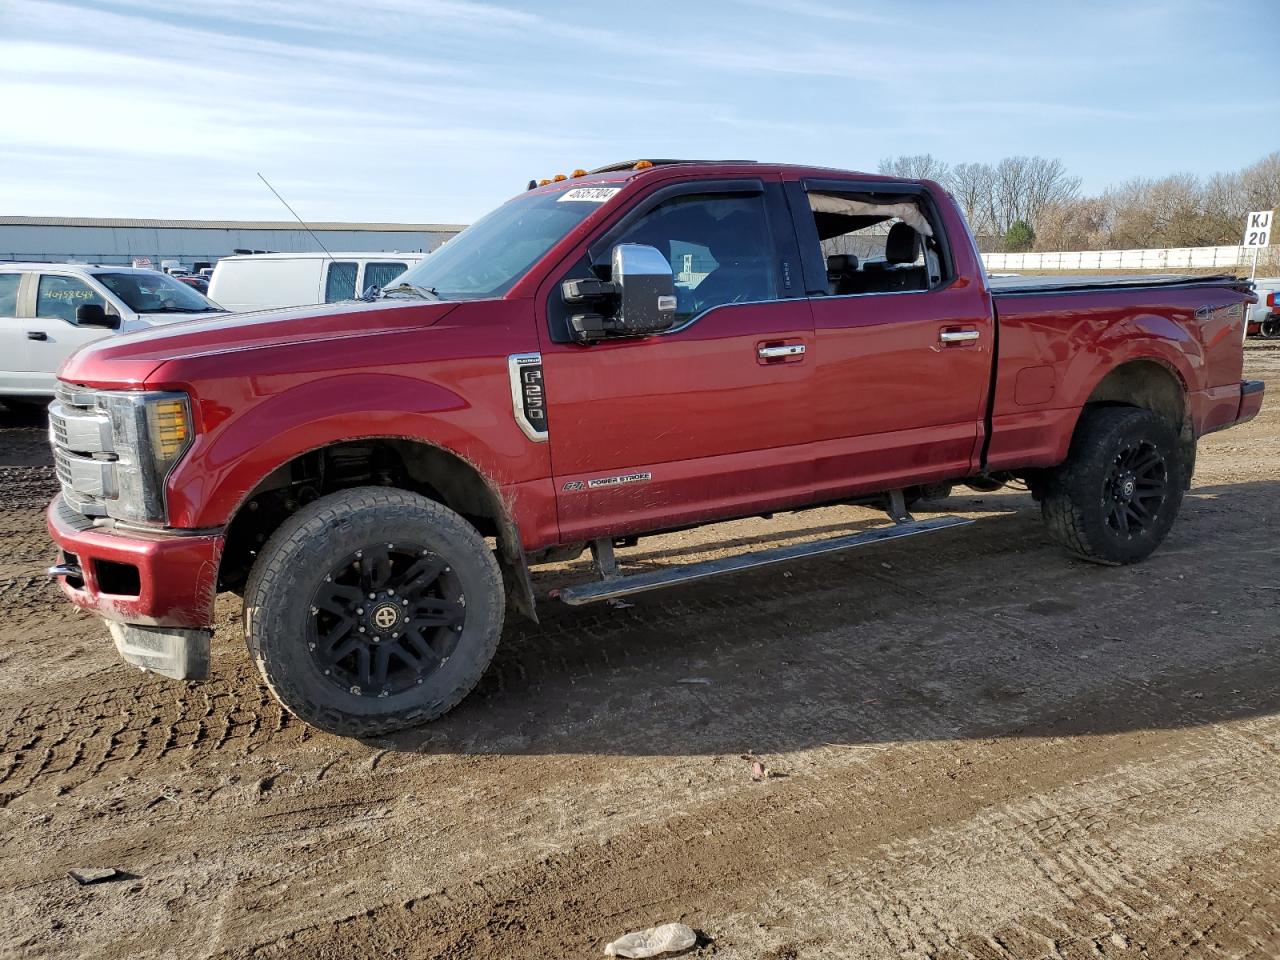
55 450 73 486
50 410 70 447
49 388 115 518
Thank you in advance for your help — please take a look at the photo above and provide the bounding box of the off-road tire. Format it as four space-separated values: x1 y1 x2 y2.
243 486 504 736
1041 406 1184 565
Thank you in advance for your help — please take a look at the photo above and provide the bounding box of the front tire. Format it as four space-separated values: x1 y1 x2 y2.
1040 407 1184 565
244 487 504 736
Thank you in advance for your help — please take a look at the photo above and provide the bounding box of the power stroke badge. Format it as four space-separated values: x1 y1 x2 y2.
563 472 652 492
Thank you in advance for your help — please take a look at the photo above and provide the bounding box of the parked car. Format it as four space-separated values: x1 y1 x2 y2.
0 263 224 405
175 275 210 295
207 252 426 312
1246 277 1279 338
47 159 1262 736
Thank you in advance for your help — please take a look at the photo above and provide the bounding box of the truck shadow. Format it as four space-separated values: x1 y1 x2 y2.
381 479 1280 758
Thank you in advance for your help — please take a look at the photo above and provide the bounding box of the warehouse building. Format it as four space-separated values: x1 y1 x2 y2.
0 216 465 272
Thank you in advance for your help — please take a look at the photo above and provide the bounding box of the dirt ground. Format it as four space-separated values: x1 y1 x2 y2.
1 348 1278 960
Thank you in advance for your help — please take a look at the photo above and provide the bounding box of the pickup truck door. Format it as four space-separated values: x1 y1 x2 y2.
0 273 28 392
23 273 114 394
788 180 994 497
537 179 815 541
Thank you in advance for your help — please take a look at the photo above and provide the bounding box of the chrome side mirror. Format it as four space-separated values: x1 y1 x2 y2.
612 244 676 335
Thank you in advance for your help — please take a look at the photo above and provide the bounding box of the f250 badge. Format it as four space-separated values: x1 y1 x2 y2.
507 354 548 442
563 472 652 492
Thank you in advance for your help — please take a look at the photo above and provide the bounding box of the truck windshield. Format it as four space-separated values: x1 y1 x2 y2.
96 272 222 313
387 188 612 301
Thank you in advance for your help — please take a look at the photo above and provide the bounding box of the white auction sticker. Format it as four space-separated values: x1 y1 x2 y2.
556 187 621 203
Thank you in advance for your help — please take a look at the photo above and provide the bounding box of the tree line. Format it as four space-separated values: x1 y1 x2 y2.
878 152 1280 253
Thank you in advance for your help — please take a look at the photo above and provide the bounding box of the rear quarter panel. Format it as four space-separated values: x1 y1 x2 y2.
988 284 1247 469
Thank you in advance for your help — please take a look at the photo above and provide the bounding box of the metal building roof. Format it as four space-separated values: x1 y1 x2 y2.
0 215 466 232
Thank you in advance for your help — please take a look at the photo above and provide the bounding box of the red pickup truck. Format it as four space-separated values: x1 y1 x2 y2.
46 160 1264 735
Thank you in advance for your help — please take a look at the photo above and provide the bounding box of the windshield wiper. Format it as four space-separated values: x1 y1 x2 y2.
379 282 441 301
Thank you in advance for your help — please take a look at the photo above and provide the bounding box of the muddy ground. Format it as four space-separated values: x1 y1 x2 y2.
1 348 1278 960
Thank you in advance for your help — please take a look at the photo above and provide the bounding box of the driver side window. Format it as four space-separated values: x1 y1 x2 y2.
612 193 779 325
36 275 105 324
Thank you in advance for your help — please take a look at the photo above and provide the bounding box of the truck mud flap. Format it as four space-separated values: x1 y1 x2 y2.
107 622 211 680
552 515 973 606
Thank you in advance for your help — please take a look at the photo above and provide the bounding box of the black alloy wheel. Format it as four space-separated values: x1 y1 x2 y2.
244 487 505 736
308 543 466 698
1101 440 1169 539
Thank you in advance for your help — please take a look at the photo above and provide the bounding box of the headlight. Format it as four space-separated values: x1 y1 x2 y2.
99 391 194 525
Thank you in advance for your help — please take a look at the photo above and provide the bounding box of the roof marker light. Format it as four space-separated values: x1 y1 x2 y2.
539 178 551 186
633 160 654 170
553 173 568 182
572 169 587 177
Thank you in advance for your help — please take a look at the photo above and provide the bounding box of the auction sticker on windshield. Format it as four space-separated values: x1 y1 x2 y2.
557 187 621 203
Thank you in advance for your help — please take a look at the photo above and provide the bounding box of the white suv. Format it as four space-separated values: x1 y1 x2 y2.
0 263 225 406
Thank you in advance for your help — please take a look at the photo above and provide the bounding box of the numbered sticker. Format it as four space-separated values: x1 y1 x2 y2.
1243 210 1273 249
557 187 621 203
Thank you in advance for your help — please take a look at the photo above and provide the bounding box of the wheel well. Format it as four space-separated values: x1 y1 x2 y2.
218 438 537 620
1084 359 1186 427
1071 358 1194 490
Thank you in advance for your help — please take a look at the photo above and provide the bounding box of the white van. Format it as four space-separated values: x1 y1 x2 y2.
207 252 426 313
0 263 225 405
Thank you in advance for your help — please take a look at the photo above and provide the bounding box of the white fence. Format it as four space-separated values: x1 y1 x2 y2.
983 245 1279 272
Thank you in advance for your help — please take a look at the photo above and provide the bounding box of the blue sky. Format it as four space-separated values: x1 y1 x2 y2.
0 0 1276 224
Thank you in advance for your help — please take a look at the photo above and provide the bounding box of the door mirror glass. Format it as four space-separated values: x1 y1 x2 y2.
612 243 676 335
75 303 118 328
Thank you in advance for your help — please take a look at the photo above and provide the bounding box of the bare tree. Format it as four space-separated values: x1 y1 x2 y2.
946 162 996 237
1239 151 1280 213
1034 197 1109 251
877 154 951 182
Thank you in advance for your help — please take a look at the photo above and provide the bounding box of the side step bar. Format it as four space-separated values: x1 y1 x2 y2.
552 515 973 606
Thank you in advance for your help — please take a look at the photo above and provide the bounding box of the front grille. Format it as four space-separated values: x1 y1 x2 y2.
54 450 73 486
50 411 69 447
49 388 115 518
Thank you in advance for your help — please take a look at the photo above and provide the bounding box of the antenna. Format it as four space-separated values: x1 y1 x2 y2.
256 172 335 263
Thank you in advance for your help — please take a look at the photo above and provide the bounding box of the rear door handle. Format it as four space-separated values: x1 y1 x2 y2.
939 329 980 344
26 331 48 341
758 344 805 360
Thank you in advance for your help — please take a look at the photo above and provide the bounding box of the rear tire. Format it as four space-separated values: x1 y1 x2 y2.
1262 316 1280 339
1041 407 1184 565
243 486 504 736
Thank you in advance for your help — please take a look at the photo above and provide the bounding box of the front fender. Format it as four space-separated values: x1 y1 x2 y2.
164 371 544 529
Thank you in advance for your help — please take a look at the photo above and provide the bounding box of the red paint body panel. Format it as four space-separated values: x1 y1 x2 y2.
47 500 222 627
52 161 1263 633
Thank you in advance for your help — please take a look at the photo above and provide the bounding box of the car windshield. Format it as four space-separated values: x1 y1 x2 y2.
386 187 616 301
95 271 222 313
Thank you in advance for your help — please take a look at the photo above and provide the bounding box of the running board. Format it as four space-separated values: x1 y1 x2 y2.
552 515 973 606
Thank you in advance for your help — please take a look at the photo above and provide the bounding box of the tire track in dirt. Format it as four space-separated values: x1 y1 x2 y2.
222 707 1280 960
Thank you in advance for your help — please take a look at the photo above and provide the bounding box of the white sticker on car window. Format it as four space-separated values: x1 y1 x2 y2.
557 187 621 203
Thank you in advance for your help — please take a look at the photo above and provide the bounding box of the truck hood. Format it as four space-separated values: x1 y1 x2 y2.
60 299 459 388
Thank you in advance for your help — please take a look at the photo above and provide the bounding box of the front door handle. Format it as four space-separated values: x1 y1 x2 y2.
26 331 48 341
939 329 980 344
758 343 805 360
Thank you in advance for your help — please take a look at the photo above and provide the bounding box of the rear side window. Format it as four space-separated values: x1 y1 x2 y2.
0 274 19 316
363 261 408 293
36 275 106 323
324 262 358 302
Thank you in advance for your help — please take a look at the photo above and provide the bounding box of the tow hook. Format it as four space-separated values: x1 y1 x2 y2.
48 563 82 579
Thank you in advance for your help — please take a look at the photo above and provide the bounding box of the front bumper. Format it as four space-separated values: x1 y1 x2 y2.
47 495 222 677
